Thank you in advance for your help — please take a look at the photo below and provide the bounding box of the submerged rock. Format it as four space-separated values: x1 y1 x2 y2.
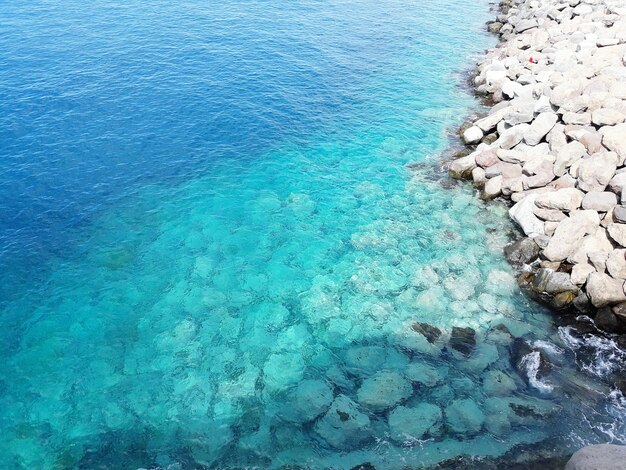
314 395 371 450
482 370 517 397
404 362 445 387
448 326 476 356
356 371 413 411
388 403 442 443
281 379 333 423
411 322 442 344
445 398 485 434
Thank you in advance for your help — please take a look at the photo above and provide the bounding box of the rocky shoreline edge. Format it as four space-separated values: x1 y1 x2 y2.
447 0 626 350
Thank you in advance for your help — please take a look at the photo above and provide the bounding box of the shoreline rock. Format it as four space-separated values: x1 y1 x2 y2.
448 0 626 342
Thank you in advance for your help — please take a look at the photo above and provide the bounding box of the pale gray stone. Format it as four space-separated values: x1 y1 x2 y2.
483 175 503 200
475 106 513 132
475 148 500 168
613 206 626 224
606 249 626 279
533 207 567 222
592 108 625 126
449 154 477 179
586 272 626 307
589 251 609 273
562 112 591 125
601 123 626 164
581 191 618 212
567 227 614 265
608 223 626 247
472 167 487 186
553 141 587 177
524 112 558 146
543 211 601 261
608 172 626 195
535 188 584 212
497 149 532 164
463 125 484 144
510 194 546 237
571 263 595 285
577 152 618 192
523 154 556 175
566 444 626 470
534 95 554 114
496 123 530 150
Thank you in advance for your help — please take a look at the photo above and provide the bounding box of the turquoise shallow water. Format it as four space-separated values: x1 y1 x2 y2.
1 0 625 468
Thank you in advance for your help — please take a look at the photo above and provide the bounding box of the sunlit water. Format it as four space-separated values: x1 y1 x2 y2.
0 0 625 468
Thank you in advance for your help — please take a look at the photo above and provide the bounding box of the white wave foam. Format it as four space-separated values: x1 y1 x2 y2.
558 326 626 377
520 351 553 393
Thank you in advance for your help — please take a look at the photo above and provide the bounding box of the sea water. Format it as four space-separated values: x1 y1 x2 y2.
0 0 624 468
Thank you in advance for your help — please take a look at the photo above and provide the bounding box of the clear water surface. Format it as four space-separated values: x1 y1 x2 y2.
0 0 625 468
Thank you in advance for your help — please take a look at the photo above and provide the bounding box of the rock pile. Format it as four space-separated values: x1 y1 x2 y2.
450 0 626 334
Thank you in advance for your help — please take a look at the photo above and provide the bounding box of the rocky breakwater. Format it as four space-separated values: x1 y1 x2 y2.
449 0 626 338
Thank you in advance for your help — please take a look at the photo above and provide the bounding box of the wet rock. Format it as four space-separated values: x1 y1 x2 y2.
388 403 442 443
449 326 476 357
356 371 412 411
314 395 371 450
612 302 626 329
594 307 623 333
565 444 626 470
449 153 477 179
510 337 551 380
504 237 541 265
487 323 513 344
487 21 503 34
586 272 626 307
411 322 442 344
483 174 503 199
463 125 484 144
445 398 485 434
189 423 234 467
531 268 578 294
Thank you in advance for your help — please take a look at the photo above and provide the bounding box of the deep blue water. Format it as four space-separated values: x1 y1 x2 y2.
1 0 625 468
